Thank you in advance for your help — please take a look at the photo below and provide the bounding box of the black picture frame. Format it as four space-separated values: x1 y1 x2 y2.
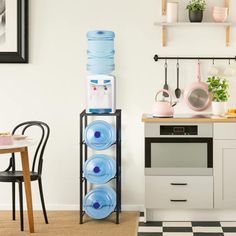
0 0 28 63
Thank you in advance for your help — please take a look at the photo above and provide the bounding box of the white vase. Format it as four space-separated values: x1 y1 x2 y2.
212 101 227 116
167 2 178 23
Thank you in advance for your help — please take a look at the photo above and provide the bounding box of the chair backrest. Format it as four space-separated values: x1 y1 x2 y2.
11 121 50 175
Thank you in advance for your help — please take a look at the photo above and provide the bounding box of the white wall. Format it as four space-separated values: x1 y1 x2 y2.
0 0 235 210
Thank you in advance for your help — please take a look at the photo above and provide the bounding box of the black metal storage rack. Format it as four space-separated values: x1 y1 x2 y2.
79 109 121 224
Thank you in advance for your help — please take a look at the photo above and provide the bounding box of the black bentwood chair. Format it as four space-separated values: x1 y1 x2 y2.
0 121 50 231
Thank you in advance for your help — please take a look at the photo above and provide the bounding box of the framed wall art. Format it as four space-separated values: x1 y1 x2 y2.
0 0 28 63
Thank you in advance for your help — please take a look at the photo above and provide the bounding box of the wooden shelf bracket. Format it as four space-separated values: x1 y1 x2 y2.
162 0 167 16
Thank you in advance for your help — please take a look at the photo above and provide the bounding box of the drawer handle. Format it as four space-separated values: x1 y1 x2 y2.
170 199 187 202
170 183 188 186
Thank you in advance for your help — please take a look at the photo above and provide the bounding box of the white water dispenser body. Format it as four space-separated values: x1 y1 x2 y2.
86 75 116 113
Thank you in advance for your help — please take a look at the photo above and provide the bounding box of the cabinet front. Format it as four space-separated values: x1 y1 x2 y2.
214 140 236 208
145 176 213 209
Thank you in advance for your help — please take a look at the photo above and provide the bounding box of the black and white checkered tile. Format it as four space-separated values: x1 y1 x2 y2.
138 212 236 236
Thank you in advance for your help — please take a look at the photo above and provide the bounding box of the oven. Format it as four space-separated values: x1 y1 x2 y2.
145 123 213 176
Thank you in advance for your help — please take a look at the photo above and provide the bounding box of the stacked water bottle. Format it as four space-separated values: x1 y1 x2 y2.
83 120 116 219
83 30 117 220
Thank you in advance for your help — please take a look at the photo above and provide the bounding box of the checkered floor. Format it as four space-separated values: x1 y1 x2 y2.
138 212 236 236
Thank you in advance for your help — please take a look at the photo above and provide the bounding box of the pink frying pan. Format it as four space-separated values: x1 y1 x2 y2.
184 61 211 111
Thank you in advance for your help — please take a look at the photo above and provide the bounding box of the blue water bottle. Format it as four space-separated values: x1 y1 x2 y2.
84 154 116 184
87 30 115 74
83 186 116 219
84 120 116 150
87 30 115 54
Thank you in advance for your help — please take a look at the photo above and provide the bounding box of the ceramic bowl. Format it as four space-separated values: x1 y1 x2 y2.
213 6 228 12
208 65 219 76
12 135 27 140
223 66 236 77
0 135 13 145
213 12 228 22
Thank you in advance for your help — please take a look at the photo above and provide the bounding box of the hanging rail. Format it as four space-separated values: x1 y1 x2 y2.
154 55 236 61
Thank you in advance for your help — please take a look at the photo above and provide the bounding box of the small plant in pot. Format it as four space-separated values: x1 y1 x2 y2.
186 0 206 22
207 76 229 116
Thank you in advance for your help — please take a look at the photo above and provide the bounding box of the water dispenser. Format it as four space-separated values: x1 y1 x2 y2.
86 74 116 114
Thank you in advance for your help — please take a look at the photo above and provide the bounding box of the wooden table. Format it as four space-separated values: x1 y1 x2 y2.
0 141 35 233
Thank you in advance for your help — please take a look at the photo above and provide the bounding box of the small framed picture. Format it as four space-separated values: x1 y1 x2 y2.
0 0 28 63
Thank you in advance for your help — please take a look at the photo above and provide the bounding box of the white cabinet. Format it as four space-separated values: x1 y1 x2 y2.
214 123 236 140
145 176 213 209
214 139 236 208
214 123 236 208
143 122 236 211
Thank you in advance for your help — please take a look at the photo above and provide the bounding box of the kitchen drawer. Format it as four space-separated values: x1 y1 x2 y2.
145 176 213 209
214 123 236 140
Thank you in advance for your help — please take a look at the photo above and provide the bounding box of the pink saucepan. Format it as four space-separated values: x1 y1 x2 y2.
184 61 211 111
152 89 176 117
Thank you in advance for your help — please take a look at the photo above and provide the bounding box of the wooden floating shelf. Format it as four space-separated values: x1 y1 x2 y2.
155 22 234 27
160 0 232 47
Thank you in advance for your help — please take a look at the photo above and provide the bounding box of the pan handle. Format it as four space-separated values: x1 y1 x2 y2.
197 60 201 82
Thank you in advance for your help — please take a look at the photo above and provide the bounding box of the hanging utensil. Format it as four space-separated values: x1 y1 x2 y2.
175 59 181 99
208 58 219 76
163 59 169 97
184 60 211 111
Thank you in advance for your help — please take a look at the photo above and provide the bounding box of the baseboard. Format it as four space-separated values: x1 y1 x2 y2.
0 204 142 211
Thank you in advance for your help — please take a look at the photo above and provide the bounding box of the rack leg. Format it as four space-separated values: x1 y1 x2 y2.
116 110 122 224
118 111 122 213
79 113 84 224
116 208 119 224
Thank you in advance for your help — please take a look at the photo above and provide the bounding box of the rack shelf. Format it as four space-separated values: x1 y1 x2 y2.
79 109 122 224
159 0 232 47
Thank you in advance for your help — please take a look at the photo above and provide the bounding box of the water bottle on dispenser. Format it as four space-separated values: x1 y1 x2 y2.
87 30 115 75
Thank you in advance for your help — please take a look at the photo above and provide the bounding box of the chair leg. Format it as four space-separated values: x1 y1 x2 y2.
12 182 15 220
18 182 24 231
38 178 48 224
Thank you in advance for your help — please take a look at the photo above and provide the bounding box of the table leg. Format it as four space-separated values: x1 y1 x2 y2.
21 147 35 233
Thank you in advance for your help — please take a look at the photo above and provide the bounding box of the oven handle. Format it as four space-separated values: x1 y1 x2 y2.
170 199 187 202
170 183 188 186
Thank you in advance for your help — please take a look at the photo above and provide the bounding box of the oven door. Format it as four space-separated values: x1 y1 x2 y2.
145 138 213 176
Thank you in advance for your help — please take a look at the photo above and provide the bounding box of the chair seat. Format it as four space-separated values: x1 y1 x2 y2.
0 171 39 182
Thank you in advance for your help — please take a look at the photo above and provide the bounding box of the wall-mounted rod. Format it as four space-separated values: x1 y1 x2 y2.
154 55 236 62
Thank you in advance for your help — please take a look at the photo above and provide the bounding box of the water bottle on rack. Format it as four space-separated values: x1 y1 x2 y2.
84 154 116 184
84 120 116 150
83 186 116 219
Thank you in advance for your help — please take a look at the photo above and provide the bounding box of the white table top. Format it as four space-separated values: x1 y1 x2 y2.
0 139 35 150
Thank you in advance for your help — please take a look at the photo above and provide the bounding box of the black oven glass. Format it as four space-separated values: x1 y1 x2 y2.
145 138 213 168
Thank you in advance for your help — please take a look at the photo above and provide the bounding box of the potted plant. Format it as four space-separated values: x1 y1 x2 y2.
207 76 229 115
186 0 206 22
